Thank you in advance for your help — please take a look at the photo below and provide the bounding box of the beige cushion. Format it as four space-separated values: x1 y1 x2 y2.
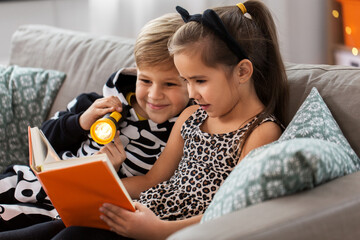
286 63 360 158
9 25 136 118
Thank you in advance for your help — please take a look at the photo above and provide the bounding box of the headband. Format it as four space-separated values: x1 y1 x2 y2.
175 6 248 61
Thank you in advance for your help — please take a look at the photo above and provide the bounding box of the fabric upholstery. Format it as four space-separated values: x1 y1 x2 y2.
9 25 135 119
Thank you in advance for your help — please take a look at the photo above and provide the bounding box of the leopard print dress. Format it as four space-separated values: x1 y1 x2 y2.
137 107 279 221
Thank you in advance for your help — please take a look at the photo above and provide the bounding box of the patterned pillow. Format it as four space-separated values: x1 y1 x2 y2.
279 87 359 169
202 138 358 222
0 65 66 172
202 87 360 223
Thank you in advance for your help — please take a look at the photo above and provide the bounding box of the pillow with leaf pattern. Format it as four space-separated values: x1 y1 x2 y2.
0 65 66 172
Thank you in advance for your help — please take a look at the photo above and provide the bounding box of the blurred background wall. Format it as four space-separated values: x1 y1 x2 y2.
0 0 328 65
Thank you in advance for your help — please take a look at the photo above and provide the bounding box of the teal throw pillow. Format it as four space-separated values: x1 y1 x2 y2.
202 87 360 223
201 138 358 223
0 65 66 171
279 87 359 169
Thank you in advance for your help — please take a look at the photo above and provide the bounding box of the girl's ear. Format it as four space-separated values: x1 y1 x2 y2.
236 59 253 84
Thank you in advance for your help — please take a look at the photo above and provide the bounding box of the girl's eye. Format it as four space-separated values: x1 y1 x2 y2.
196 80 206 84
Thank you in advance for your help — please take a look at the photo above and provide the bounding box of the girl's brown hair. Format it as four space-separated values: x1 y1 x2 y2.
169 0 289 157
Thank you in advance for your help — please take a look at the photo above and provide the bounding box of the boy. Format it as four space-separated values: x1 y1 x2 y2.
42 12 189 178
0 13 189 231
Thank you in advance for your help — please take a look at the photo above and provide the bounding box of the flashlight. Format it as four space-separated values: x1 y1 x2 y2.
90 105 130 145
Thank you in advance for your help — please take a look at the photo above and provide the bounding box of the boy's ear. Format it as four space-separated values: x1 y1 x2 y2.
235 59 253 84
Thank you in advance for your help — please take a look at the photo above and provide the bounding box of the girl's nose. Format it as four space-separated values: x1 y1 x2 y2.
187 84 198 100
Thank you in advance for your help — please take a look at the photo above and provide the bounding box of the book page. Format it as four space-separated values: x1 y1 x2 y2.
38 130 60 165
30 127 48 171
30 127 60 172
41 154 107 171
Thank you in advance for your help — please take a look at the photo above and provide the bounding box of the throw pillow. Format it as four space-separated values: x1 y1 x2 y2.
0 65 66 172
279 87 359 169
201 87 360 223
201 138 358 223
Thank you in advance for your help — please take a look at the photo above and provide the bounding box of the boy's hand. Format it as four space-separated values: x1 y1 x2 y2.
100 202 164 240
79 96 123 131
96 131 126 171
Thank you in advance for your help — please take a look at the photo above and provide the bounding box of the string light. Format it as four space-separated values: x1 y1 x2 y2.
352 47 358 56
345 26 352 35
332 6 359 60
332 10 339 18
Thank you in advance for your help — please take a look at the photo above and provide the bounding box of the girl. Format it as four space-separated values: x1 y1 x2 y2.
3 1 289 239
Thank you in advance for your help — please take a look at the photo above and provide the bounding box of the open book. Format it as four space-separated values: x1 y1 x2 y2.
28 126 135 230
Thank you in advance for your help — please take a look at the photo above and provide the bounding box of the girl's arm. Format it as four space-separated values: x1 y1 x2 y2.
239 121 282 162
100 202 202 240
122 105 199 199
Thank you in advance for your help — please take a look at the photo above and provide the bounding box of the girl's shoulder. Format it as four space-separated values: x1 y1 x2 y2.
252 114 283 140
171 105 202 133
177 105 200 122
240 115 282 159
260 114 283 128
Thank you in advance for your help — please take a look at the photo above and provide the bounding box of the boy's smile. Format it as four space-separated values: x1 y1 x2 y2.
147 102 169 110
134 66 189 124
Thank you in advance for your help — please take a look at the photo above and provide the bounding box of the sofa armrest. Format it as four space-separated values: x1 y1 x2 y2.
168 171 360 240
9 25 136 118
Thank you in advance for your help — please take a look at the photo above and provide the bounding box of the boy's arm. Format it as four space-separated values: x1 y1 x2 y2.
122 105 199 199
41 92 103 155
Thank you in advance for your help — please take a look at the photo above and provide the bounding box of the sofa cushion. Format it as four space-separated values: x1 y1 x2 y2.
0 65 65 172
201 87 360 223
9 25 135 119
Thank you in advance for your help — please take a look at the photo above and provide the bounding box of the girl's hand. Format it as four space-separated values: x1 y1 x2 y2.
96 131 126 171
79 96 123 131
100 202 164 240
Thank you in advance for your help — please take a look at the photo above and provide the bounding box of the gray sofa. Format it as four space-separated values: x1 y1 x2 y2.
7 25 360 239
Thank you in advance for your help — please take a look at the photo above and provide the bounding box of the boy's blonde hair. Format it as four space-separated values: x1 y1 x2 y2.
134 13 183 70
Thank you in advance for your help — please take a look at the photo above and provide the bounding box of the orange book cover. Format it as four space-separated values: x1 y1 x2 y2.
28 126 135 230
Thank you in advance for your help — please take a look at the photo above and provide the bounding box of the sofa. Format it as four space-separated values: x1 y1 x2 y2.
4 25 360 239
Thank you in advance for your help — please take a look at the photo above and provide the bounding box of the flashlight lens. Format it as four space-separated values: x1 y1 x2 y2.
94 122 113 140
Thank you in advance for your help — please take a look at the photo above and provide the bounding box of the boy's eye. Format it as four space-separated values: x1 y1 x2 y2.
196 80 206 84
165 82 177 87
139 79 151 84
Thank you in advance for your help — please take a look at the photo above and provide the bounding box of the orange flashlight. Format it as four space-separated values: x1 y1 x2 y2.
90 105 130 145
